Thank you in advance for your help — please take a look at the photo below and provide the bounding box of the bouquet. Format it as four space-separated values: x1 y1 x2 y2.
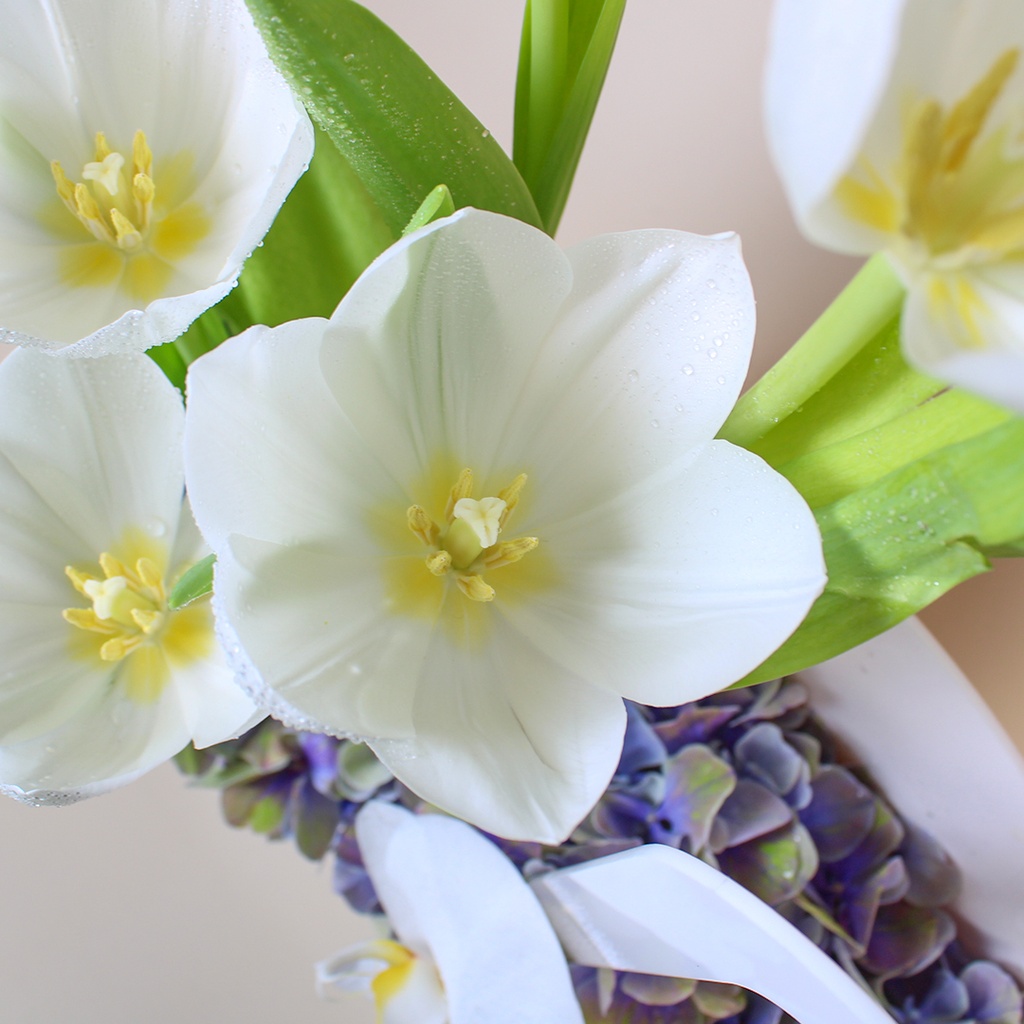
0 1 1021 1021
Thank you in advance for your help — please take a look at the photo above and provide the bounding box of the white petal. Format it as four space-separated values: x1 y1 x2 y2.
765 0 906 249
902 267 1024 411
319 208 574 487
370 620 626 843
532 844 893 1024
0 349 251 798
0 349 185 550
502 441 826 707
497 228 756 528
356 802 585 1024
211 537 427 739
800 617 1024 976
0 0 313 353
185 318 397 555
768 0 1024 254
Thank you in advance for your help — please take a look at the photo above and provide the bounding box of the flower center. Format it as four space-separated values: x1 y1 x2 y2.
318 938 447 1021
49 130 210 302
406 468 539 602
63 539 213 703
837 48 1024 268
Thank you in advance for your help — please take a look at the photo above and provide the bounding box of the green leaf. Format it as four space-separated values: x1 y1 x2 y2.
514 0 627 233
168 554 216 611
247 0 542 235
222 124 395 329
147 340 188 392
403 184 456 236
736 418 1024 686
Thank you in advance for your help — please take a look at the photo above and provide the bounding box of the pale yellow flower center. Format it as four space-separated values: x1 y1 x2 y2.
406 468 539 603
836 48 1024 349
63 531 214 703
49 130 210 303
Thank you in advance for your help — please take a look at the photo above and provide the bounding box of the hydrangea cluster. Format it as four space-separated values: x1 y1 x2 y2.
178 679 1023 1024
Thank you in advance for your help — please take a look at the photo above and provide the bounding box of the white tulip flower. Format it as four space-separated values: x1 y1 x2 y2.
0 349 258 803
0 0 313 356
316 802 584 1024
766 0 1024 410
184 209 826 843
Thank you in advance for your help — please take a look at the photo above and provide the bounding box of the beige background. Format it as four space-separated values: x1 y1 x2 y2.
1 2 1021 1021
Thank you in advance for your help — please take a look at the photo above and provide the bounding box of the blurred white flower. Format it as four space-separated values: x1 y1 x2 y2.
184 209 826 843
766 0 1024 410
316 801 584 1024
0 0 313 356
0 349 258 804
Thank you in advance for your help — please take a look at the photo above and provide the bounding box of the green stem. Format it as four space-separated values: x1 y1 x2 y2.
526 0 569 182
719 254 906 448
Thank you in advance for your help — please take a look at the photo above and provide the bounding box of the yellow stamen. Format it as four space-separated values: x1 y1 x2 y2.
942 49 1019 171
110 208 143 250
94 131 112 162
444 468 475 522
407 504 440 546
48 128 209 301
100 634 144 661
497 473 527 528
456 574 495 602
62 607 118 634
132 129 152 178
425 550 452 576
481 536 539 570
64 565 93 597
99 552 129 579
130 608 165 635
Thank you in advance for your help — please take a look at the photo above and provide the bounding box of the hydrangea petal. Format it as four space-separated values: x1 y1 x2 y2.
355 802 585 1024
800 617 1024 975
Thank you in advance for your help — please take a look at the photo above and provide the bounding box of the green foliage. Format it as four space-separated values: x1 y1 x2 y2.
403 184 456 236
247 0 541 236
514 0 627 233
738 418 1024 685
168 554 216 611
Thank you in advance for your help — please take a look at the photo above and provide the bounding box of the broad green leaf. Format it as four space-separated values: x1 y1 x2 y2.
221 124 395 329
247 0 542 234
736 418 1024 686
168 554 216 611
515 0 627 233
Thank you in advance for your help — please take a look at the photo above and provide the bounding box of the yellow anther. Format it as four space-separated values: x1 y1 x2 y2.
444 468 475 523
64 565 94 597
133 172 155 209
62 607 118 635
111 208 143 250
497 473 527 528
99 552 129 579
407 505 440 546
456 574 495 602
130 608 164 635
132 129 152 178
481 536 539 571
942 48 1019 172
74 182 102 222
903 100 943 238
51 161 76 207
425 550 452 576
135 557 163 592
94 131 112 161
99 635 144 662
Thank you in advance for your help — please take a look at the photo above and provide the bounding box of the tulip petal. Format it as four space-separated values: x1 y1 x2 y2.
370 619 626 843
902 266 1024 412
0 0 313 353
355 802 585 1024
0 349 256 800
532 843 894 1024
501 440 826 706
